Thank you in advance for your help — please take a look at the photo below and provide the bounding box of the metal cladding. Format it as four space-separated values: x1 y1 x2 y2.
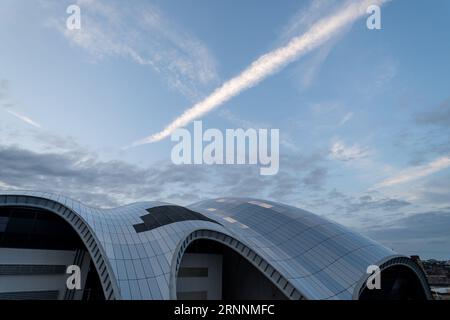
0 191 431 300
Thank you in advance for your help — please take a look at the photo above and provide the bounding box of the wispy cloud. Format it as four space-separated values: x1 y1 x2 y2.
339 112 354 126
282 0 352 91
346 195 411 213
280 0 343 42
329 139 370 161
374 59 398 89
376 156 450 188
132 0 390 146
219 109 300 152
295 42 336 90
0 79 42 129
48 0 218 100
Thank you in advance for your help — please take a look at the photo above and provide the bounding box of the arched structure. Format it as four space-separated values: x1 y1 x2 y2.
0 191 432 300
0 193 119 299
169 229 303 300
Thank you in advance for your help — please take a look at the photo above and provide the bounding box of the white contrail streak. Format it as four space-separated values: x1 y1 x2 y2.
375 156 450 188
132 0 389 146
6 109 42 129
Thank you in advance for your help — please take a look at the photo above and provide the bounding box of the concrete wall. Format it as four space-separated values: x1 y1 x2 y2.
176 253 222 300
0 248 90 300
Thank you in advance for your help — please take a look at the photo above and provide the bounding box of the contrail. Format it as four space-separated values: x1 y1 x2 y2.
132 0 389 146
375 156 450 188
6 109 42 129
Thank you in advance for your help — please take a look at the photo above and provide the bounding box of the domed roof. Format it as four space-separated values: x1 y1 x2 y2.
0 191 431 300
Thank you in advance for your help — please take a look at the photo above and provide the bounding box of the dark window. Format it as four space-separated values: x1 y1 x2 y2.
0 264 66 276
178 267 209 278
0 290 59 300
133 206 220 233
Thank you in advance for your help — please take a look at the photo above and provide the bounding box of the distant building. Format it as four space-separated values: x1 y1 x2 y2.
413 256 450 300
422 259 450 287
431 287 450 300
0 191 432 300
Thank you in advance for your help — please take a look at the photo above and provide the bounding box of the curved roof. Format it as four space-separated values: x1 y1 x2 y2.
0 191 431 300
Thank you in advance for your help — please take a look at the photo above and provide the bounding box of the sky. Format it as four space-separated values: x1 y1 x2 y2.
0 0 449 259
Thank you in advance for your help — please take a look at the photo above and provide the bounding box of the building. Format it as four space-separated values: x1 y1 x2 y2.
420 258 450 300
0 191 432 300
422 259 450 286
431 287 450 300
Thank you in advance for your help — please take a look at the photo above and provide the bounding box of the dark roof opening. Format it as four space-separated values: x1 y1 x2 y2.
133 206 220 233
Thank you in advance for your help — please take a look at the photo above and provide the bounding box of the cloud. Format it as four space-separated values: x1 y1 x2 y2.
346 195 411 213
416 98 450 127
297 44 335 90
0 144 162 207
391 98 450 166
339 112 354 126
329 140 370 161
280 0 345 41
394 173 450 208
302 167 328 190
281 0 351 91
48 0 218 100
219 109 300 152
364 210 450 260
314 189 411 216
376 156 450 188
374 59 397 88
0 79 42 129
281 183 448 259
419 174 450 206
0 144 328 208
132 0 391 146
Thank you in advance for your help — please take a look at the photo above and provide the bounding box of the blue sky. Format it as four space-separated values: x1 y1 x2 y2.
0 0 449 259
